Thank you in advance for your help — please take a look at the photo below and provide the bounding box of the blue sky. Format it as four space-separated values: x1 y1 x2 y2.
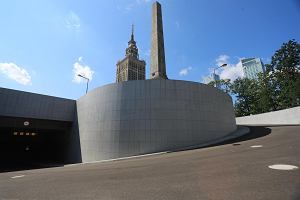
1 0 300 99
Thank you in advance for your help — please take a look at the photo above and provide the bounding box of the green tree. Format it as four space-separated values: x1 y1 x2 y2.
231 78 260 116
207 79 231 94
269 39 300 109
232 39 300 116
255 72 278 112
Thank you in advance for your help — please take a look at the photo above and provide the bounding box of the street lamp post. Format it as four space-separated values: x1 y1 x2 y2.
213 63 227 75
212 63 227 87
77 74 89 94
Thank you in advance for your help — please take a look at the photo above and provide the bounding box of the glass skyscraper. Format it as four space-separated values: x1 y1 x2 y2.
241 58 265 79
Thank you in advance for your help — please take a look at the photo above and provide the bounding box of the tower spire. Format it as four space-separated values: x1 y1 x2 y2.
125 24 138 58
116 25 145 83
131 24 134 41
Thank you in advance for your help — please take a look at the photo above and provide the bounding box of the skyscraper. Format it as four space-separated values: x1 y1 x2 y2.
116 25 146 83
150 1 168 79
241 58 265 79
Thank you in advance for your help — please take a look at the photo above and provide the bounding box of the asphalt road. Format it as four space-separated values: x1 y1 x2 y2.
0 125 300 200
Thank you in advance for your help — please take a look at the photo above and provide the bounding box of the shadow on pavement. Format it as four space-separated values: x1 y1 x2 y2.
163 126 272 153
209 125 272 147
0 162 64 173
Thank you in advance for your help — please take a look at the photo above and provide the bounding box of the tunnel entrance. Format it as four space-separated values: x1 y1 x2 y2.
0 116 72 172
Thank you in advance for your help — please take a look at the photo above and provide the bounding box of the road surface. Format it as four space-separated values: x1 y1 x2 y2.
0 125 299 200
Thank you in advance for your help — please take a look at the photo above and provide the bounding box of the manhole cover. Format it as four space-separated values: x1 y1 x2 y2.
268 164 298 170
251 145 263 148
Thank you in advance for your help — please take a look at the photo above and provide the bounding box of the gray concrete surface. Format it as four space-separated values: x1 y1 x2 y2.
0 87 76 122
1 125 299 200
0 87 81 164
77 79 236 162
236 106 300 125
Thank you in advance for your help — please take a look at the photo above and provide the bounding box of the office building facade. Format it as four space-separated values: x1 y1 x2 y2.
241 58 265 79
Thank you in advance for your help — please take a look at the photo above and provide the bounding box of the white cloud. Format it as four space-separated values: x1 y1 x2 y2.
219 61 244 81
65 11 81 30
216 54 230 67
203 55 245 83
201 75 212 84
121 0 151 12
72 57 94 83
179 66 192 76
136 0 151 4
174 21 180 29
0 62 32 85
125 3 135 11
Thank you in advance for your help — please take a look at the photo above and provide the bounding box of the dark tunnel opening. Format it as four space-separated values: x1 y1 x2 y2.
0 117 74 172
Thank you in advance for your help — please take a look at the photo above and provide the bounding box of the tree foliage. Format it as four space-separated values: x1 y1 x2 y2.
230 39 300 117
269 39 300 109
231 78 259 116
208 79 231 94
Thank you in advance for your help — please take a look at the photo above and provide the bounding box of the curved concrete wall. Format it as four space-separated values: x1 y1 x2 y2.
77 80 236 162
236 106 300 125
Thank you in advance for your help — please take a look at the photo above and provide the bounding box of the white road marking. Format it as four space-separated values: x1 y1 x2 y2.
268 164 298 170
11 175 25 179
251 145 263 148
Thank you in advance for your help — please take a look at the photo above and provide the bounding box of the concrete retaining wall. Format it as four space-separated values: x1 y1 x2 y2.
0 87 76 122
236 106 300 125
77 80 236 162
0 87 81 164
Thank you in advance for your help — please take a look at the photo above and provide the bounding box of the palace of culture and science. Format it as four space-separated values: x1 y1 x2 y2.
116 25 146 83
